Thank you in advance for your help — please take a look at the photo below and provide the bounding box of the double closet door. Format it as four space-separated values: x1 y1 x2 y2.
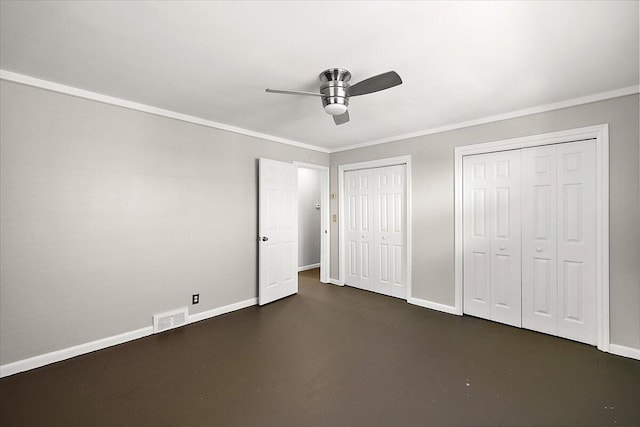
345 165 407 299
463 140 597 345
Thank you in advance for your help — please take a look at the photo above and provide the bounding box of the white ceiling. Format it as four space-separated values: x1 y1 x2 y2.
1 1 638 151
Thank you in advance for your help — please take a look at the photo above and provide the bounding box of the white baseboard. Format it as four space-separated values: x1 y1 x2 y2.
328 278 344 286
0 326 153 378
297 263 320 272
0 297 258 378
408 297 460 315
4 295 635 378
407 299 640 360
609 343 640 360
188 298 257 323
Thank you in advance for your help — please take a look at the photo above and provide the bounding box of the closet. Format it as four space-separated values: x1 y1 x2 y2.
344 164 407 299
463 140 597 345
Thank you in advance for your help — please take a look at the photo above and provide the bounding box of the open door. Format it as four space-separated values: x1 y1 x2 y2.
259 158 298 305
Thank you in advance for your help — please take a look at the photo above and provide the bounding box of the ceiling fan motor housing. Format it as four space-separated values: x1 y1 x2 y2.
319 68 350 115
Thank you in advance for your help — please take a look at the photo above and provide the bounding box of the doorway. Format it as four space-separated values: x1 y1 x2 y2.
294 162 330 283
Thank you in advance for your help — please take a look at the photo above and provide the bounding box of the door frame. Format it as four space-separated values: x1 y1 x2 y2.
338 155 412 299
454 124 610 351
294 162 331 284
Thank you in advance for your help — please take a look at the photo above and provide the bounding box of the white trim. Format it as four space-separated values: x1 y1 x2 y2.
330 86 638 153
454 124 610 351
408 297 458 315
328 278 344 286
294 162 331 283
0 297 258 378
596 127 610 352
338 155 412 300
608 344 640 361
0 70 329 154
188 298 257 324
0 326 153 378
298 263 320 272
338 156 412 172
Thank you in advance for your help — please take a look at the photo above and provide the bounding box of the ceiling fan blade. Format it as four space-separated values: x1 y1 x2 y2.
348 71 402 97
265 88 322 97
333 111 350 125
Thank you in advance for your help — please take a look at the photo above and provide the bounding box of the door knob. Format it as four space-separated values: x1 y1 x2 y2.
261 236 269 242
499 245 505 250
536 247 542 252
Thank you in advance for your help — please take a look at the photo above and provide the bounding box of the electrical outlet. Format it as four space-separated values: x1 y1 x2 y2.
192 294 199 305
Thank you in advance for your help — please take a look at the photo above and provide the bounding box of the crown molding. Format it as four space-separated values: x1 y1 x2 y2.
2 70 637 155
330 85 640 153
0 70 330 154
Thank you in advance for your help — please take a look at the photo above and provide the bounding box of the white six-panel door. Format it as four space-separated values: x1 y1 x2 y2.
556 141 597 344
345 165 407 299
344 170 360 288
521 141 597 344
258 158 297 306
463 151 522 327
463 155 492 319
465 140 597 345
522 144 559 335
374 165 407 298
345 170 374 292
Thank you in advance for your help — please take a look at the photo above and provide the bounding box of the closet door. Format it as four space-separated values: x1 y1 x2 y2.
344 165 407 299
556 140 597 345
373 165 407 299
463 151 522 326
463 155 492 320
465 141 597 343
344 170 374 292
345 170 360 287
521 140 596 344
488 150 522 327
522 145 558 335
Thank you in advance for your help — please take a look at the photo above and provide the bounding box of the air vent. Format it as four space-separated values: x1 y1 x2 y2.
153 307 189 333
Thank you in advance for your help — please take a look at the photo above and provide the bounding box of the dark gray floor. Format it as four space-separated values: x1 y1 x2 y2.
1 269 639 426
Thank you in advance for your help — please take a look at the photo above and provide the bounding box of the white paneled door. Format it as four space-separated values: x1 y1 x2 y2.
522 144 558 335
345 165 407 299
375 165 407 298
344 169 374 292
258 158 297 306
463 151 522 327
555 141 597 344
464 140 597 345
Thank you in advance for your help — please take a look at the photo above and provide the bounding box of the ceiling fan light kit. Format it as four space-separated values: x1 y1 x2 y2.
320 68 350 116
266 68 402 125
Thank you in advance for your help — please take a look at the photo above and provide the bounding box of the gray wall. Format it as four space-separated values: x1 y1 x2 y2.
330 94 640 350
0 81 329 365
297 168 321 268
1 79 638 366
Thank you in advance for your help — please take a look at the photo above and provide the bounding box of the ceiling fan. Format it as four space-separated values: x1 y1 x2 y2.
266 68 402 125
